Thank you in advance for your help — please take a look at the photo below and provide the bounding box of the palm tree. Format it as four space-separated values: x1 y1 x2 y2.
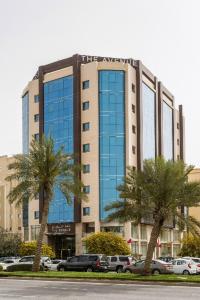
105 157 200 275
6 136 87 272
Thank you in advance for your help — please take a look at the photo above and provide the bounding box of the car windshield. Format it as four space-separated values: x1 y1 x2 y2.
88 256 98 261
100 255 108 262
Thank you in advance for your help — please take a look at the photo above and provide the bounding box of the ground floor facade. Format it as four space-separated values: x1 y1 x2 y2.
32 221 182 259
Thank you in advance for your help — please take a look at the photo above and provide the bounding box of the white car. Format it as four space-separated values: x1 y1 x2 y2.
172 258 197 275
0 258 19 270
182 257 200 273
50 259 63 271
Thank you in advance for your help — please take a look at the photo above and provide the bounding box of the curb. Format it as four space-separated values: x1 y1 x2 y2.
1 276 200 287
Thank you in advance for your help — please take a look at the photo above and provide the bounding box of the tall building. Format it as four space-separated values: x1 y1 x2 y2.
0 156 22 235
22 54 184 258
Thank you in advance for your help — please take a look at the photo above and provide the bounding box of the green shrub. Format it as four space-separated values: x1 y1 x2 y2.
19 241 55 258
0 265 3 271
84 232 131 256
0 227 21 257
6 263 44 272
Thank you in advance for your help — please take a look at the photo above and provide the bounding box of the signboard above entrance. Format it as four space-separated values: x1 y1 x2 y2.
47 223 75 235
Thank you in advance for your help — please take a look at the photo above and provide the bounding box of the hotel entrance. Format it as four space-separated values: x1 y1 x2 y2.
47 223 75 259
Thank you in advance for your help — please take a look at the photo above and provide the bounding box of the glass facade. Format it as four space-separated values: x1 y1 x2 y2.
44 75 74 223
99 70 125 220
142 83 156 160
22 93 29 155
22 93 29 233
163 101 173 160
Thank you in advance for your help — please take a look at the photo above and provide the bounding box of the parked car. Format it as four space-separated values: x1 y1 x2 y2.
50 259 64 271
158 256 174 263
7 263 44 272
0 258 19 270
57 254 109 272
182 257 200 274
10 256 52 271
0 257 20 262
123 259 173 275
172 258 197 275
107 256 135 273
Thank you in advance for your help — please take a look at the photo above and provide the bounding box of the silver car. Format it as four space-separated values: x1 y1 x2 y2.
107 256 135 273
123 259 173 275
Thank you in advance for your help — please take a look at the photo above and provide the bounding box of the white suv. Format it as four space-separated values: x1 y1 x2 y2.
107 256 135 273
172 258 197 275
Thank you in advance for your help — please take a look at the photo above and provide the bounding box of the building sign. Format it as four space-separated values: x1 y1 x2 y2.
80 55 136 67
47 223 75 235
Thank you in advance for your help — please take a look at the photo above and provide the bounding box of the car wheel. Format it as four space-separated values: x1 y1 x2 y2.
125 269 131 273
183 270 190 275
86 267 93 272
116 266 123 273
58 266 65 272
152 269 160 275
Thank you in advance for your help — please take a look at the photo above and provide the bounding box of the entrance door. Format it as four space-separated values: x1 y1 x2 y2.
52 235 75 259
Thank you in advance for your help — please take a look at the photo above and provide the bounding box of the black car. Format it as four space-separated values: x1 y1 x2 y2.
57 254 109 272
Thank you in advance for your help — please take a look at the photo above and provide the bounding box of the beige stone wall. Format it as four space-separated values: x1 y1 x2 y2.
27 79 40 238
188 169 200 221
0 156 22 235
43 66 73 83
81 61 99 229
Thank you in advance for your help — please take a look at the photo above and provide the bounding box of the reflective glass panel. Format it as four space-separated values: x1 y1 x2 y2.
99 70 125 220
44 75 74 223
163 101 173 160
142 83 156 159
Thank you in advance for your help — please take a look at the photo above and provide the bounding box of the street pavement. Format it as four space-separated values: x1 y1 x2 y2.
0 278 200 299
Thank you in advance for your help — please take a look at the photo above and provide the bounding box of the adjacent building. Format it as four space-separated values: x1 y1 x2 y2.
0 155 22 235
22 54 184 258
189 169 200 224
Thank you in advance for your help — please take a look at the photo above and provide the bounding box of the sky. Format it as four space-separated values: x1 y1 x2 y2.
0 0 199 166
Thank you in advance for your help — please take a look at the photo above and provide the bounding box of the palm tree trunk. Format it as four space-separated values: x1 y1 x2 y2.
32 197 49 272
143 218 164 275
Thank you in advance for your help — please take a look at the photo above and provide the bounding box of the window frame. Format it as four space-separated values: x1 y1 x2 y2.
82 80 90 89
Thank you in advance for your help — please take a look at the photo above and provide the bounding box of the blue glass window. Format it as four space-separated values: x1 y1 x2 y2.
142 83 156 160
34 95 39 103
44 75 74 223
83 185 90 194
22 93 29 155
83 101 89 110
82 122 90 131
22 93 29 229
83 164 90 173
163 101 173 160
34 114 39 122
82 80 89 89
99 70 125 220
83 144 90 152
83 207 90 216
